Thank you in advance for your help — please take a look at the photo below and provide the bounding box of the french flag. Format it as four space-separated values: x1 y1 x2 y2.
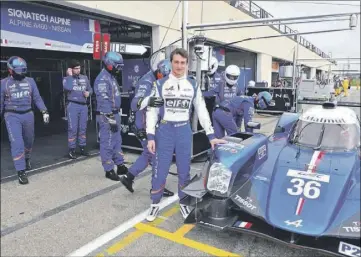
234 221 253 229
89 19 101 33
45 42 51 47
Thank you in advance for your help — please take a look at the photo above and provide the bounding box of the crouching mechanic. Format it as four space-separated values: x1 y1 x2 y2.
94 52 128 181
212 91 274 138
63 59 93 159
120 59 174 197
1 56 49 184
146 48 226 221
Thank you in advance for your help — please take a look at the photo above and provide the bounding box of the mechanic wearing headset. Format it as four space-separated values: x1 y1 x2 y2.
94 52 128 181
1 56 50 185
63 59 93 159
212 91 274 138
120 59 174 197
203 64 244 104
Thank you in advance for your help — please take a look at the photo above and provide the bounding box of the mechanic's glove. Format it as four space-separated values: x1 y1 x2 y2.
128 111 135 126
42 111 50 124
148 97 164 107
120 124 129 134
105 114 118 133
135 129 147 141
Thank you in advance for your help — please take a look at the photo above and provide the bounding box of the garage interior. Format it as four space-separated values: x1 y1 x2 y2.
0 2 152 179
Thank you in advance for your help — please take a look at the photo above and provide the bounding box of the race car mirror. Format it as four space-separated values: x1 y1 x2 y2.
247 121 261 130
274 126 286 133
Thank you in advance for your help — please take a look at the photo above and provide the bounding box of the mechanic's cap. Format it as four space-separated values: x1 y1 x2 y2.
70 59 81 69
7 56 27 75
257 91 275 109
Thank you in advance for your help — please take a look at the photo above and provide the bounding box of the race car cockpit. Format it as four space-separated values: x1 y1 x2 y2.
290 104 360 151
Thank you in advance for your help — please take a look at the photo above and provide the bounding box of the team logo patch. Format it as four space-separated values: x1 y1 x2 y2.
165 99 190 109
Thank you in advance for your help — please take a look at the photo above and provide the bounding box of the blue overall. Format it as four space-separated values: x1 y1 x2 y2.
146 74 215 204
63 74 92 149
128 71 156 177
1 76 47 171
94 69 124 172
212 95 255 138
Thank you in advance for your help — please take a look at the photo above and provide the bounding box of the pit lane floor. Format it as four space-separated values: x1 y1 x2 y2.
1 89 359 257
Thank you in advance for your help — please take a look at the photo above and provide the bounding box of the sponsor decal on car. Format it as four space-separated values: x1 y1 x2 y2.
338 241 360 257
343 221 361 233
234 195 257 211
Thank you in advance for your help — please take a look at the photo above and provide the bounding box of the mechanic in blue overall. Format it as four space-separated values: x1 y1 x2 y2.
94 52 128 181
205 57 222 91
145 48 226 222
120 59 174 197
212 91 274 138
63 59 93 159
203 64 243 104
0 56 49 185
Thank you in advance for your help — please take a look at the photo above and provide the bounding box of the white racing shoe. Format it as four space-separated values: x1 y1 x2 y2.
146 203 160 222
180 204 192 219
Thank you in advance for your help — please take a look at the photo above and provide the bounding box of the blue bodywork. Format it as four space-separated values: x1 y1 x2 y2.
182 110 360 257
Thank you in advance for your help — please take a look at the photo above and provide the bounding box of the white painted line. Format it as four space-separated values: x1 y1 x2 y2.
1 152 99 180
67 194 179 257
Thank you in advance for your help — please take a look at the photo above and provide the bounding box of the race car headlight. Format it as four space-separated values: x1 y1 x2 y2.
206 162 232 195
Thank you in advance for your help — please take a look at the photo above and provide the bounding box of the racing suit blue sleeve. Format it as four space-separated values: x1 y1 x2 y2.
202 84 220 98
146 82 160 140
63 76 74 91
130 79 152 112
85 76 93 95
193 85 216 140
94 76 112 114
243 101 255 132
0 79 5 115
28 78 47 112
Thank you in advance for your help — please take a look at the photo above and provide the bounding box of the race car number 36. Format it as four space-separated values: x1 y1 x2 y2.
286 169 330 200
339 241 361 257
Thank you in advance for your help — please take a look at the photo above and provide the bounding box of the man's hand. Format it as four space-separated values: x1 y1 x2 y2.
147 140 156 154
210 138 227 150
66 68 72 76
105 114 118 133
83 91 90 98
42 111 50 124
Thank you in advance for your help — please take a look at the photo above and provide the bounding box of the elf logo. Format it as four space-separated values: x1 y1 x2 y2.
165 99 190 109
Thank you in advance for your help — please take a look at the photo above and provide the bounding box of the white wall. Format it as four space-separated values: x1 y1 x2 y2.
55 0 335 72
257 53 272 86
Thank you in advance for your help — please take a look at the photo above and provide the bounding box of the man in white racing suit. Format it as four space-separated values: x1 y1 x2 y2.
145 48 226 221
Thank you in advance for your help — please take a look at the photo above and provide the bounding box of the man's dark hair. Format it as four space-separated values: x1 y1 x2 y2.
70 59 81 68
170 48 188 62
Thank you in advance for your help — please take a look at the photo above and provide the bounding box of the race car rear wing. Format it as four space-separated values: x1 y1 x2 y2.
297 99 361 108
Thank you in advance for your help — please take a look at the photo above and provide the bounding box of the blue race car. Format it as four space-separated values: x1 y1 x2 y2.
181 101 360 257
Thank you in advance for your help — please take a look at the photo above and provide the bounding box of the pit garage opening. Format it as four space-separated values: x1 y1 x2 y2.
0 1 152 179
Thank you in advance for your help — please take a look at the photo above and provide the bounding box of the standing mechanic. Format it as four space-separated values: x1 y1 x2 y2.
212 92 274 138
120 59 174 197
203 64 243 104
1 56 49 184
205 57 222 91
94 52 128 181
63 60 93 159
145 48 226 221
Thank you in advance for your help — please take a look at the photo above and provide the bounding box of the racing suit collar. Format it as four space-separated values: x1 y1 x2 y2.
169 73 186 81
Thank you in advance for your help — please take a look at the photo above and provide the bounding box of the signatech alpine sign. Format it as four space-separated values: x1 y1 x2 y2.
0 1 100 53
